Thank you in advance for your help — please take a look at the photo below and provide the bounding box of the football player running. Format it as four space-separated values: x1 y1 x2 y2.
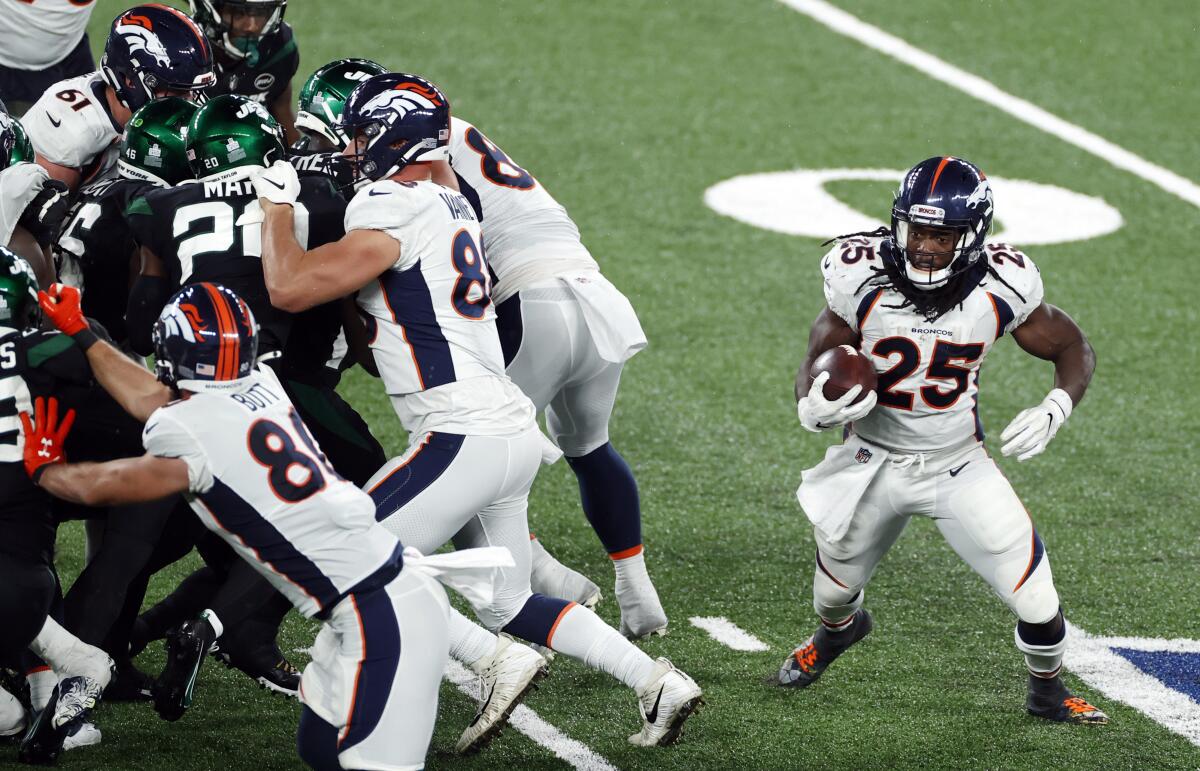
190 0 300 144
26 280 476 770
24 5 215 191
0 249 114 765
774 156 1106 725
253 72 703 750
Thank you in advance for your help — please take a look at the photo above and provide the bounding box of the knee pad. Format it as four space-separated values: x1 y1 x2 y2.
1010 576 1060 625
0 688 24 734
812 555 864 622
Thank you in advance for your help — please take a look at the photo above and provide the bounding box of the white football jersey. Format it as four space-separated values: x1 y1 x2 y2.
348 178 535 436
822 237 1044 452
447 116 596 302
142 367 400 619
0 0 94 70
24 72 122 177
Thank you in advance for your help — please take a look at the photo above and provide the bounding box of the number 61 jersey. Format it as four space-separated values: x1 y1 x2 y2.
141 366 399 619
821 236 1044 453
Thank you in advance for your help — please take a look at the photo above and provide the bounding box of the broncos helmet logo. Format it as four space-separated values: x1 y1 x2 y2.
965 179 993 213
115 15 172 68
160 302 204 343
362 88 441 125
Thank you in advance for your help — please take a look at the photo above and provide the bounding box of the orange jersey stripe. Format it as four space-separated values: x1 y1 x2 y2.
545 601 578 649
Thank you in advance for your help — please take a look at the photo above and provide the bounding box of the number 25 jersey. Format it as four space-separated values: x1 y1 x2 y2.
821 237 1044 453
348 179 535 437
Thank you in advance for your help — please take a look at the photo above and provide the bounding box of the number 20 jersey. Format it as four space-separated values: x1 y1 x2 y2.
142 367 399 619
348 179 535 436
821 237 1044 453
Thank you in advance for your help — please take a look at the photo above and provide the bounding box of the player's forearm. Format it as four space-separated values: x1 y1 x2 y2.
260 203 315 312
1051 335 1095 406
84 340 172 423
37 460 144 506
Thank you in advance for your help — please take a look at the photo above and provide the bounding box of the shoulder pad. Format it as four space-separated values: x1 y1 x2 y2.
25 77 118 169
980 243 1044 330
820 236 888 331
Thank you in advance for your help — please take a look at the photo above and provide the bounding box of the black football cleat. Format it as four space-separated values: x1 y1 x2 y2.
152 619 217 722
213 644 300 698
1026 675 1109 724
17 674 103 765
770 610 874 688
103 662 153 703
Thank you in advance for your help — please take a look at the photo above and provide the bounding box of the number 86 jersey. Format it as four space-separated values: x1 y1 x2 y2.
821 236 1044 453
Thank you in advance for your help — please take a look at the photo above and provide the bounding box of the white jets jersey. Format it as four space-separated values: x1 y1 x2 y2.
821 237 1044 453
348 178 535 436
142 367 401 619
0 0 94 70
24 72 122 177
447 116 596 303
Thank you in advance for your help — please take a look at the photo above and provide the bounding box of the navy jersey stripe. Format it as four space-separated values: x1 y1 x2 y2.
855 288 884 329
198 477 340 611
987 292 1015 340
369 432 465 521
378 260 456 389
1013 529 1046 593
337 587 401 753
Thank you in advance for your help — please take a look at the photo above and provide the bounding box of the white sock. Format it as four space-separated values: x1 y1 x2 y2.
29 616 114 687
201 608 224 639
447 607 498 671
612 549 649 584
0 687 24 735
547 604 656 690
26 668 57 712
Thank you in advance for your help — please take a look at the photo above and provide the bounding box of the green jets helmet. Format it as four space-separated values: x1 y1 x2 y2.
295 58 388 150
185 94 286 180
0 112 28 170
0 247 40 330
120 97 199 187
189 0 286 65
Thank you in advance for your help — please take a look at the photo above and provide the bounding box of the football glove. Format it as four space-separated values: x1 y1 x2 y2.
1000 388 1073 462
250 159 300 207
18 179 69 248
38 283 88 336
20 396 76 482
797 371 878 433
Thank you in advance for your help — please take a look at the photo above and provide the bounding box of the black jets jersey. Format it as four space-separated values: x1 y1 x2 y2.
0 328 92 564
125 175 346 358
206 23 299 106
55 177 153 346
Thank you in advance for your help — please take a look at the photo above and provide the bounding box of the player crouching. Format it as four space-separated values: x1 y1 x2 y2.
773 156 1106 726
22 281 507 768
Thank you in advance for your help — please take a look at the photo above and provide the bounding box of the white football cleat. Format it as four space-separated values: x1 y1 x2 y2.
627 658 702 747
456 635 549 754
529 540 601 608
62 719 101 750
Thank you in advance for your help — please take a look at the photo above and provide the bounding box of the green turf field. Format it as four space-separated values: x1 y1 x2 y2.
14 0 1200 768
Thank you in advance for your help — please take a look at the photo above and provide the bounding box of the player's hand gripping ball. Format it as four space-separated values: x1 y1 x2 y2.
810 344 878 404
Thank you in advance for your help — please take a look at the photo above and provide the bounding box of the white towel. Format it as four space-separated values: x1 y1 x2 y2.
562 270 647 364
402 546 515 613
796 437 889 544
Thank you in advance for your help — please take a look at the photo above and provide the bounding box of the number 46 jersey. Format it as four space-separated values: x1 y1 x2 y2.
821 236 1044 453
142 366 399 619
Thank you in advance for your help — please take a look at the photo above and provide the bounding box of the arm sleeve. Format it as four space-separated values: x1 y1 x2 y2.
142 408 214 494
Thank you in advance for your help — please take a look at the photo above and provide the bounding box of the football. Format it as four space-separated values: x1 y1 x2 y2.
810 344 878 404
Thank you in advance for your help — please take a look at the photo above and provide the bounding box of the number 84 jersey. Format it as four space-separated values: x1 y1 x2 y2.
821 236 1044 453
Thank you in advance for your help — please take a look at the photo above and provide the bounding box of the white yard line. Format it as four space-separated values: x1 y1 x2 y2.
1064 622 1200 747
689 616 770 652
444 660 619 771
777 0 1200 209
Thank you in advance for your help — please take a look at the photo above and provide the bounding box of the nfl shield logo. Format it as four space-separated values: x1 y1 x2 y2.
854 447 873 464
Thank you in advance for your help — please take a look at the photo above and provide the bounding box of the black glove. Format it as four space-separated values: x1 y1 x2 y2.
289 152 356 200
19 179 70 248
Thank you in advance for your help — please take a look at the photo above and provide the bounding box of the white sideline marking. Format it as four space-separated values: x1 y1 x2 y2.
1064 622 1200 746
689 616 770 652
778 0 1200 210
444 660 619 771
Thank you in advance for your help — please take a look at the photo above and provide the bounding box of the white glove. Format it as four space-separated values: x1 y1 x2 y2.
249 159 300 207
1000 388 1073 461
797 371 878 433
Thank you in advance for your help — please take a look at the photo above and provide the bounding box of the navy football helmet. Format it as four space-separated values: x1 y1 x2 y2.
153 283 259 393
101 5 216 112
887 156 994 291
338 73 450 182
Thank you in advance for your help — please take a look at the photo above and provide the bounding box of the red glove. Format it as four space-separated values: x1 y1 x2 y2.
19 396 76 482
38 283 89 337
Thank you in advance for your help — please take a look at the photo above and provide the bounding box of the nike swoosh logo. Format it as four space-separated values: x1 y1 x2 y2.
645 685 665 724
262 177 286 190
368 189 391 196
948 461 970 477
468 683 496 727
47 113 61 128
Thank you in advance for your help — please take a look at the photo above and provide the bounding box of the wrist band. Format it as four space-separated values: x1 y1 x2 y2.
72 327 99 352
